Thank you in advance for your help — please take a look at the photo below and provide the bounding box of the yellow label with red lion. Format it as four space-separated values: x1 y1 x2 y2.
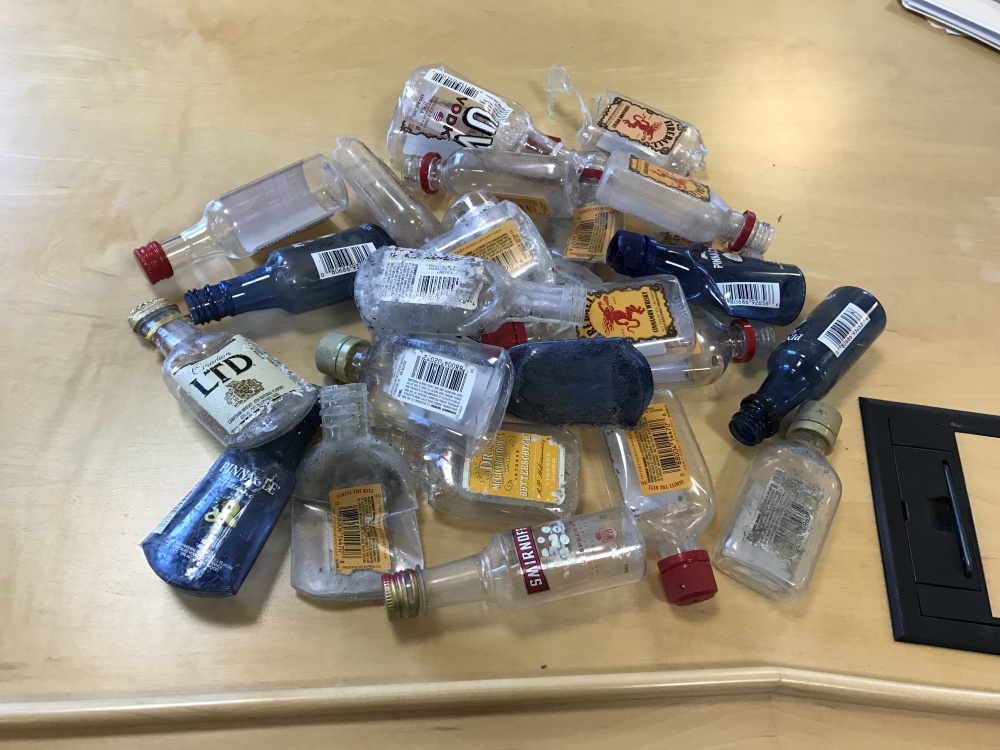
577 283 677 342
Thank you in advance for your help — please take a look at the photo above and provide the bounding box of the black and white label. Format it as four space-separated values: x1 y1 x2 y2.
381 256 479 310
387 349 478 420
423 70 513 123
718 281 780 309
310 242 376 280
817 302 870 357
745 468 825 567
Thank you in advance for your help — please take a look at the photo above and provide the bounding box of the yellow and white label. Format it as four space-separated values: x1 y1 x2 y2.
463 430 564 503
563 205 627 262
493 193 551 216
627 156 711 202
625 403 691 495
450 219 533 274
577 283 677 342
329 483 391 574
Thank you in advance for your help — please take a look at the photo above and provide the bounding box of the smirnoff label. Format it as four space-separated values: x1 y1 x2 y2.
512 526 549 594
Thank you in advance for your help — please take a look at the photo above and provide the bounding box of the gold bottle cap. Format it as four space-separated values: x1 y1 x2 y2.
315 332 371 382
789 400 842 449
127 298 173 330
382 569 421 621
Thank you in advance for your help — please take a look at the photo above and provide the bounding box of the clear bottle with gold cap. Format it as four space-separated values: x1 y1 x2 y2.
713 400 844 601
291 384 423 601
381 506 646 621
603 391 718 605
128 299 318 448
315 331 513 458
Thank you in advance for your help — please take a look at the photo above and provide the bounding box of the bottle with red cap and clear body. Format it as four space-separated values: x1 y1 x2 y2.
381 506 646 620
386 63 562 169
132 155 348 284
602 390 718 605
595 152 774 257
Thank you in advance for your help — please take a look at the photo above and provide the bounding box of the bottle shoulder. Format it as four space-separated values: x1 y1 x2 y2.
162 330 235 370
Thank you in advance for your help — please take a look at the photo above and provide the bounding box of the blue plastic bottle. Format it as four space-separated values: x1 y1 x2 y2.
141 405 320 596
184 224 393 324
505 338 653 427
607 230 806 326
729 286 886 446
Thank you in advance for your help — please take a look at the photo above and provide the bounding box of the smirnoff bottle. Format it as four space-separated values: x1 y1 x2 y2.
382 506 646 620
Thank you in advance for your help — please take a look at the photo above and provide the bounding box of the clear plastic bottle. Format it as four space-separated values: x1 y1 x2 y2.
132 155 348 284
714 400 843 601
353 247 585 338
603 391 718 605
595 152 774 256
291 385 423 601
314 332 513 458
386 63 562 168
128 299 318 448
547 64 707 176
382 506 646 620
332 138 443 248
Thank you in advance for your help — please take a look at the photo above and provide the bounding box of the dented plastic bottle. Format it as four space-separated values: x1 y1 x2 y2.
382 506 646 620
133 155 348 284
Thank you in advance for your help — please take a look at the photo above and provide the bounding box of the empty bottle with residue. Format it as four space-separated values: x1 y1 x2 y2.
382 506 646 620
715 400 843 601
603 391 717 605
132 155 348 284
291 385 423 601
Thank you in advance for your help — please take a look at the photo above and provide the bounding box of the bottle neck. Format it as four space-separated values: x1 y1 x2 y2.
159 213 220 272
720 210 748 247
139 314 201 357
319 384 371 443
342 347 370 383
506 282 586 326
185 264 277 324
787 428 833 456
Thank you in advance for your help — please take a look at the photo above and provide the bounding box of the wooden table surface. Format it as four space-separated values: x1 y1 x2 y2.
3 0 1000 745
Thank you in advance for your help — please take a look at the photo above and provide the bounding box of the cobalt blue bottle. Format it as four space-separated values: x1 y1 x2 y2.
184 223 393 324
505 338 654 427
729 286 886 446
141 405 320 596
606 230 806 326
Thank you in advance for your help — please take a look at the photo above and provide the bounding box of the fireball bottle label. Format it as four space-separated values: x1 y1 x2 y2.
577 284 677 342
627 156 711 202
598 96 685 155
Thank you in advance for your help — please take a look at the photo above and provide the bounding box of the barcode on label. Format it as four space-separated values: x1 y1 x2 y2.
417 274 460 298
337 506 362 562
381 257 479 309
423 69 513 122
412 353 469 393
563 206 625 261
718 281 780 309
387 349 478 420
817 302 870 357
746 469 824 565
646 415 683 479
311 242 376 279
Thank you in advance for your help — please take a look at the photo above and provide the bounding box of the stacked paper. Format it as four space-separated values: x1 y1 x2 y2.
901 0 1000 51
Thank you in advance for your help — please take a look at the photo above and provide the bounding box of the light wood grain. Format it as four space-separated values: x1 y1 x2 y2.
956 433 1000 619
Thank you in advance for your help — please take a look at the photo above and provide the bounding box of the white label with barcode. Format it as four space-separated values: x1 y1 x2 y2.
386 349 478 420
717 281 780 309
381 257 479 310
423 70 513 123
817 302 870 357
310 242 376 280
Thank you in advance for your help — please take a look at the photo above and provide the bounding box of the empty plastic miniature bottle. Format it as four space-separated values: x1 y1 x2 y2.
730 287 886 446
386 63 562 169
291 385 423 601
603 391 718 604
382 506 646 620
506 338 654 428
547 64 707 176
315 332 513 457
644 308 775 388
596 152 773 256
354 247 585 338
332 138 443 248
607 230 806 326
184 224 393 324
142 405 320 597
128 299 318 448
715 401 843 601
132 155 348 284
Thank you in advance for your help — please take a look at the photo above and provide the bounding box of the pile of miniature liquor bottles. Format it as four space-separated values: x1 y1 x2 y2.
129 63 886 616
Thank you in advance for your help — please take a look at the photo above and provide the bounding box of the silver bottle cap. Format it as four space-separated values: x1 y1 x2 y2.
382 569 421 621
789 400 842 450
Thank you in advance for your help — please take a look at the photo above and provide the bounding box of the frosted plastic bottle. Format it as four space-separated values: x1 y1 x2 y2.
603 391 718 605
291 385 423 601
386 63 562 169
715 401 843 601
596 152 774 256
547 64 707 176
353 247 585 338
381 506 646 620
128 299 318 449
332 138 443 248
133 155 348 284
314 332 513 458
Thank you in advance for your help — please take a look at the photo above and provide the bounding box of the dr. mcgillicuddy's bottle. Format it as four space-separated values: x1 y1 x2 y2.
382 506 646 620
132 155 348 284
596 152 774 256
184 224 393 324
128 299 318 449
141 405 320 597
730 286 886 446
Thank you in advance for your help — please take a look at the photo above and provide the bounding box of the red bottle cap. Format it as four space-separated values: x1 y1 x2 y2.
730 319 757 363
579 167 605 182
479 322 528 349
419 152 441 195
657 550 718 605
545 134 562 143
728 211 756 253
133 240 173 284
